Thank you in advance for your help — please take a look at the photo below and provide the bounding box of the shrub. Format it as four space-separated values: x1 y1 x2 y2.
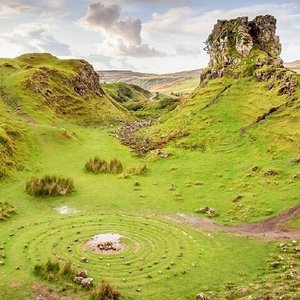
26 175 75 197
60 261 76 280
158 97 179 111
85 157 123 174
123 102 143 111
0 202 17 220
33 259 76 282
89 280 121 300
124 164 147 176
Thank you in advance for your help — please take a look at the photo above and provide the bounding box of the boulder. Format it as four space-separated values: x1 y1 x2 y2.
77 270 88 278
81 277 93 288
74 276 84 284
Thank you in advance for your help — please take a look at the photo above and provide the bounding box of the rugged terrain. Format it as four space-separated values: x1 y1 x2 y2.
0 15 299 300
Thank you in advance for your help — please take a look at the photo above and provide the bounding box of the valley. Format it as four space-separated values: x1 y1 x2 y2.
0 14 300 300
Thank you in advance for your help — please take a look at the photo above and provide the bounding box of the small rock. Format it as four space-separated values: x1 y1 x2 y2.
81 277 93 288
196 292 207 300
263 169 278 176
77 270 87 278
81 257 88 263
74 276 84 284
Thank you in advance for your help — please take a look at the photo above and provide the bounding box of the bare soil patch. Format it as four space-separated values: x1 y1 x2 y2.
82 233 127 255
166 204 300 241
33 284 76 300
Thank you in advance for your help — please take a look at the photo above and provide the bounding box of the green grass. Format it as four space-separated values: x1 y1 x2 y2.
102 82 151 103
153 76 200 96
285 215 300 229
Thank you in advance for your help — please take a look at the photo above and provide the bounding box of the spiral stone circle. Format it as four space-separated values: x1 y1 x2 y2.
6 214 203 290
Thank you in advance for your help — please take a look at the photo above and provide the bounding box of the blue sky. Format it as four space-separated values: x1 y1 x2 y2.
0 0 299 73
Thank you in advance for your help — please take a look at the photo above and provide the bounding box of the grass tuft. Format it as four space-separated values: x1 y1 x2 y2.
123 164 148 177
89 280 121 300
85 157 123 174
0 202 16 220
33 259 76 282
25 175 75 197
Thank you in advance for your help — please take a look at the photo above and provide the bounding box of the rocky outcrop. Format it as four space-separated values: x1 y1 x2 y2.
74 61 104 97
201 15 283 81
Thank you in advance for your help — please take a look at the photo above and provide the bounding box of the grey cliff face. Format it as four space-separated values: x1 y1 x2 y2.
203 15 283 79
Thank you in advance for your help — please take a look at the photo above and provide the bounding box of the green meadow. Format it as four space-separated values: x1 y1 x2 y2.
0 54 299 299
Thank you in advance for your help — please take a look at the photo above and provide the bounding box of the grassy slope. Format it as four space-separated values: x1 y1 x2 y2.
151 76 200 96
0 53 130 177
0 122 276 300
142 75 300 224
102 82 152 103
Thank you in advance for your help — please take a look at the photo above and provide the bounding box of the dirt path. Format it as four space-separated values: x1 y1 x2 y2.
165 204 300 241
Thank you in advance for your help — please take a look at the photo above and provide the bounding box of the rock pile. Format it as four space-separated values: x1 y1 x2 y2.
116 120 157 155
74 270 93 288
197 207 216 217
97 241 117 251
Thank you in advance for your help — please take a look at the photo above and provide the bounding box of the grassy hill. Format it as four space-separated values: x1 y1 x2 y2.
0 45 300 300
0 53 130 178
138 69 300 223
102 82 152 103
285 60 300 73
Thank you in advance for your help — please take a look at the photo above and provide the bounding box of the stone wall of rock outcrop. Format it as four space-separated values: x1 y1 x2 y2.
202 15 283 80
74 61 104 97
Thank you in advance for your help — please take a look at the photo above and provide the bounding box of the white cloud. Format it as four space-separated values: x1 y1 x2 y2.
79 2 165 58
175 44 201 56
0 0 32 17
1 23 71 56
87 54 134 70
0 0 68 17
142 3 300 67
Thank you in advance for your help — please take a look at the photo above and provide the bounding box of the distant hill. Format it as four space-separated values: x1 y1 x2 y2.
285 60 300 73
99 69 201 96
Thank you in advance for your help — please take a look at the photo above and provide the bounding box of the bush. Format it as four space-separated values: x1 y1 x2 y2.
123 102 143 111
85 157 123 174
0 201 17 220
26 175 75 196
124 164 147 176
33 259 76 282
158 97 179 111
89 281 121 300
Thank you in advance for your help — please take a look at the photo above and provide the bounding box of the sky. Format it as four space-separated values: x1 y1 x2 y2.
0 0 299 73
